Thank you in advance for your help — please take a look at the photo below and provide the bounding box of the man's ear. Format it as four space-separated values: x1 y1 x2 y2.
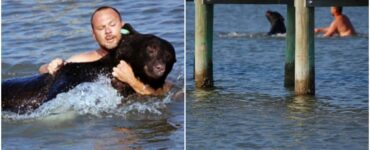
120 20 125 27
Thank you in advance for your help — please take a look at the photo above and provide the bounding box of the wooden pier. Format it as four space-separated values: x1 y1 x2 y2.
191 0 368 95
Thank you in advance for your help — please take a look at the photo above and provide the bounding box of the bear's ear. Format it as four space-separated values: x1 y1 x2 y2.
115 42 133 61
146 43 160 57
122 23 139 35
145 37 162 55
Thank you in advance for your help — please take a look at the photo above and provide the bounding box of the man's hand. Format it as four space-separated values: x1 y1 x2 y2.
112 60 135 84
113 60 152 95
112 60 172 96
315 28 328 34
47 58 66 76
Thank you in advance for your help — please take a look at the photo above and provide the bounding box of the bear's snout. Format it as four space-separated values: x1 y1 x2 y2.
154 63 165 75
144 60 166 79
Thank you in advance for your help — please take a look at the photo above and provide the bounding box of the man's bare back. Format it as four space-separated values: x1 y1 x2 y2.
334 14 356 36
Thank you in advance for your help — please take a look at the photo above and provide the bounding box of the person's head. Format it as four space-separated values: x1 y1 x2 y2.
91 6 125 51
331 6 342 16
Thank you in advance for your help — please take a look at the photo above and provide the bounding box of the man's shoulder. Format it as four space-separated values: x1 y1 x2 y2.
335 15 352 26
336 15 348 21
66 50 100 63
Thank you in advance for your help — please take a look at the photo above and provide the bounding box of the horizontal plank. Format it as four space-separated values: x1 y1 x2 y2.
306 0 368 7
187 0 368 6
202 0 292 4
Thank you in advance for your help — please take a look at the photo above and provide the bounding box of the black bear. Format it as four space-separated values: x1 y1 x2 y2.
265 10 286 35
2 24 176 114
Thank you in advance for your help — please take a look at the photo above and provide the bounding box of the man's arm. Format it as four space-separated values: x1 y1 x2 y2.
315 27 328 33
39 63 49 74
323 21 338 37
38 51 99 75
38 58 65 75
112 60 172 96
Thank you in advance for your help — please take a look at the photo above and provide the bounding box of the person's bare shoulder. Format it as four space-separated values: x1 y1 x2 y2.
336 15 346 23
66 50 101 63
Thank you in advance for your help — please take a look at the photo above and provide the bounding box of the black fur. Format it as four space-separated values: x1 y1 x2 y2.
2 24 176 114
266 10 286 35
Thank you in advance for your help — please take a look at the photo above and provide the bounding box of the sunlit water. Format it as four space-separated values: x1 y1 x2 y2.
186 4 368 149
2 0 184 149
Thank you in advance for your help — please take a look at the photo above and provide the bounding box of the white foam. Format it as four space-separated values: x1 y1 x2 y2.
270 33 287 37
219 32 248 38
219 32 278 38
2 75 172 121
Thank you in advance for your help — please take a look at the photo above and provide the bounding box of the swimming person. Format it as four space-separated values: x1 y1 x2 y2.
39 6 172 96
314 6 356 37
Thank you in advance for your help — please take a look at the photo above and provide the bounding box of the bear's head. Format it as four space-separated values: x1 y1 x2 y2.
265 10 284 25
114 33 176 90
265 10 286 35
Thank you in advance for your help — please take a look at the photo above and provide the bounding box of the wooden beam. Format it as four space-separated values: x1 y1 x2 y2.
202 0 292 4
191 0 369 6
195 0 214 88
295 0 315 95
306 0 368 7
285 4 295 88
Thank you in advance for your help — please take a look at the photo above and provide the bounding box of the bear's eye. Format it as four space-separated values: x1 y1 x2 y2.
147 46 157 56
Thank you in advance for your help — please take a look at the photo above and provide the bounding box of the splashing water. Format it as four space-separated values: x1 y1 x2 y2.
2 75 172 121
218 32 282 38
219 31 368 39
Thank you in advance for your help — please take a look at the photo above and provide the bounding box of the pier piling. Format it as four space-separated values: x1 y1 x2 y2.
294 0 315 95
191 0 367 94
285 4 295 87
195 0 214 88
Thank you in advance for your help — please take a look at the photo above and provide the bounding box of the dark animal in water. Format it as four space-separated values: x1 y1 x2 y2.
2 24 176 114
265 10 286 35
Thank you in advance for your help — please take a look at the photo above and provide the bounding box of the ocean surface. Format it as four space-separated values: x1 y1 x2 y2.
2 0 184 149
186 3 368 149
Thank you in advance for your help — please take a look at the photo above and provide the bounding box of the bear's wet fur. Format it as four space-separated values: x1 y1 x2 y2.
2 24 176 114
266 10 286 35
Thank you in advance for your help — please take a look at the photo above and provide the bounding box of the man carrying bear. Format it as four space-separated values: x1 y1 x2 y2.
39 6 171 96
